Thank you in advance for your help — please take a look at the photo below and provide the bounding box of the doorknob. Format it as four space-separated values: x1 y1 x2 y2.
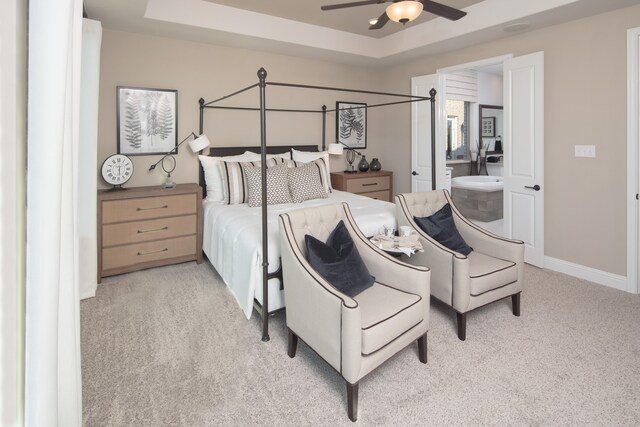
524 184 541 191
412 171 419 176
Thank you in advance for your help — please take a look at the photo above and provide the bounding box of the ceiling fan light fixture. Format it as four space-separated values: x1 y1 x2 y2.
386 1 423 25
368 18 379 25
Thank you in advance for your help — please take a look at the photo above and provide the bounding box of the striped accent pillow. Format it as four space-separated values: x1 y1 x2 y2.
291 158 332 194
244 163 292 207
220 158 287 204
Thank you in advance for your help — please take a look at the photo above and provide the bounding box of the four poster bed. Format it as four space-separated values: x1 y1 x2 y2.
197 68 436 341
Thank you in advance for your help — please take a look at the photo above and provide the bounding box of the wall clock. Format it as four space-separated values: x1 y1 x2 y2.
101 154 133 190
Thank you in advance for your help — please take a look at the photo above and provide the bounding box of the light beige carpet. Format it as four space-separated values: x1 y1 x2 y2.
82 262 640 426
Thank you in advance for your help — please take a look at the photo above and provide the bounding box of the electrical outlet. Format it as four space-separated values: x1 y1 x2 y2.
575 145 596 158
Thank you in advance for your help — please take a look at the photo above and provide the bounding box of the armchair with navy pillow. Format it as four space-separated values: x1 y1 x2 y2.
396 190 524 341
279 203 430 422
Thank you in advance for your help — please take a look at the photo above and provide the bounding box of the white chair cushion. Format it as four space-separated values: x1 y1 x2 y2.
354 283 423 355
467 251 518 296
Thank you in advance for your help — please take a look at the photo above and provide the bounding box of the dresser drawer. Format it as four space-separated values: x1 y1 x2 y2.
102 235 196 271
101 193 197 224
345 176 391 193
360 190 391 202
102 215 197 247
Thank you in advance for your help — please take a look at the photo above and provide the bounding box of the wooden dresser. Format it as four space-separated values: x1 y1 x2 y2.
330 170 393 202
97 183 203 282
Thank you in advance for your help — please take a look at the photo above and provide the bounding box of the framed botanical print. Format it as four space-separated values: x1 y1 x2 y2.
336 101 367 149
116 86 178 155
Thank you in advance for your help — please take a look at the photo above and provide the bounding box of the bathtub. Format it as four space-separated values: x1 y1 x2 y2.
451 175 503 192
450 176 503 222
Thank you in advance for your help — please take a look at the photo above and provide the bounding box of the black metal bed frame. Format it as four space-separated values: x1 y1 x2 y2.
198 67 436 342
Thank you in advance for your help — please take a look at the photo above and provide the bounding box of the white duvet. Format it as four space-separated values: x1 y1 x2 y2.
202 190 397 319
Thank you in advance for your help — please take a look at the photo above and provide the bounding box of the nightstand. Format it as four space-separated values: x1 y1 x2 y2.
97 183 203 282
330 170 393 202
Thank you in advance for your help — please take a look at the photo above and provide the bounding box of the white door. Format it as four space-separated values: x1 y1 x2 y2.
503 51 545 267
411 74 444 192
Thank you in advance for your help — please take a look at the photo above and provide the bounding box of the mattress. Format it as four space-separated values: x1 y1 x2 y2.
202 190 397 318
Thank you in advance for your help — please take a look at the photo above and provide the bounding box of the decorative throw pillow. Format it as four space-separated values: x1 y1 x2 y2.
305 220 375 298
198 151 256 202
220 158 284 204
414 204 473 255
244 163 292 207
291 149 332 191
288 162 328 203
290 159 332 194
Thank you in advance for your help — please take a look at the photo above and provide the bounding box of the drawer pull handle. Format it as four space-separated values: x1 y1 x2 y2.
137 226 169 234
137 205 168 211
362 183 378 187
137 248 169 256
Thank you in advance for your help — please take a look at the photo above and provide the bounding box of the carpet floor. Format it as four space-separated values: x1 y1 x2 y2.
82 262 640 426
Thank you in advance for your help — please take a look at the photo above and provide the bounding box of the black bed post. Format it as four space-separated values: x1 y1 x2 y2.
198 98 206 197
321 104 327 151
429 88 437 191
199 98 205 136
258 67 270 342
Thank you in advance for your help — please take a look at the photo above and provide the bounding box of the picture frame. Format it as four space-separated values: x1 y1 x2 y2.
336 101 367 149
481 116 495 137
116 86 178 156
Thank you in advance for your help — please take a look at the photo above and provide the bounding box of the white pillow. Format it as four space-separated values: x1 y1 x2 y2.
291 149 331 189
198 151 257 202
244 151 292 161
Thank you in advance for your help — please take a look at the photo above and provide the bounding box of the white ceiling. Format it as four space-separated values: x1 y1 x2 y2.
203 0 482 38
84 0 640 67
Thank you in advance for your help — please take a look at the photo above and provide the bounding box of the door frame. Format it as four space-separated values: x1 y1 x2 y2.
436 55 513 190
627 27 640 294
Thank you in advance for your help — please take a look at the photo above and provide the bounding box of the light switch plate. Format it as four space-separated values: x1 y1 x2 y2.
575 145 596 158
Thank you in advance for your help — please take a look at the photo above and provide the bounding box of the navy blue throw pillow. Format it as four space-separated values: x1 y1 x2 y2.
305 220 375 297
414 204 473 256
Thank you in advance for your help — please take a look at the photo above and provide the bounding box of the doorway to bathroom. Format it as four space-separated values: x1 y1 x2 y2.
411 52 545 266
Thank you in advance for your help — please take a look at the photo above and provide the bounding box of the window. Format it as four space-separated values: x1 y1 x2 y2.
445 99 470 160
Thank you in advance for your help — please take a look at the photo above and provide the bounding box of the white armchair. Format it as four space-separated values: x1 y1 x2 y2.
279 203 430 422
396 190 524 341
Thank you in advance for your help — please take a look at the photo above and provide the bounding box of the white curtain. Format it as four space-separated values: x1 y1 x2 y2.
79 19 102 300
26 0 84 425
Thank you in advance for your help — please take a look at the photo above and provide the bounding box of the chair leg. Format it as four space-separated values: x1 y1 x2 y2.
512 292 521 317
417 333 428 364
287 328 298 358
457 312 467 341
346 381 359 422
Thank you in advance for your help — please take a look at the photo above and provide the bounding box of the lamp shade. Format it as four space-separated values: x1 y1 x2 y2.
188 134 211 153
328 143 344 155
386 1 423 24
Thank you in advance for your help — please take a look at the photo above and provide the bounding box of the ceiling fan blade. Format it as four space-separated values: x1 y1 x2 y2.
321 0 386 11
368 10 390 30
420 0 467 21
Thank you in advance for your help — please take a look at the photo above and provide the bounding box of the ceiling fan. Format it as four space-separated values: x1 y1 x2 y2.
321 0 467 30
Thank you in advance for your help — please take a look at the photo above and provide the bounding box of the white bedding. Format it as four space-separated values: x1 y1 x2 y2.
202 190 396 318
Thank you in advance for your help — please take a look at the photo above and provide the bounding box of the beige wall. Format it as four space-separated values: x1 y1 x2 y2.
98 4 640 277
374 4 640 276
98 30 383 189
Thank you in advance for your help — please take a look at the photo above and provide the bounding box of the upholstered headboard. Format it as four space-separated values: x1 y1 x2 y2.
198 144 319 199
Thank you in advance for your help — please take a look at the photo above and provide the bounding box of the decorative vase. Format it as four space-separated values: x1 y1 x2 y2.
358 155 370 172
370 158 382 171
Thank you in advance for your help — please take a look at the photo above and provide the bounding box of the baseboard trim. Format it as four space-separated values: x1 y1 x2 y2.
544 256 628 292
